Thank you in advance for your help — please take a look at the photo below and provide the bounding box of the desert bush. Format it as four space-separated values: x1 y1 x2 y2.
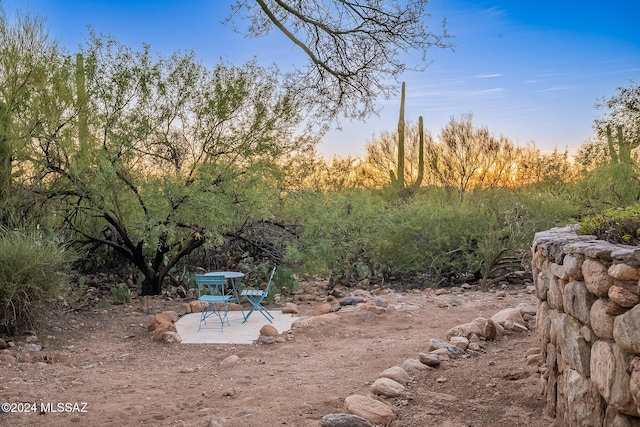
572 163 640 214
283 185 582 287
371 192 487 284
284 189 386 283
0 228 77 333
577 204 640 245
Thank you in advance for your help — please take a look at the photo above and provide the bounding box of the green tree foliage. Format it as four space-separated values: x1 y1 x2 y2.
0 10 68 223
21 34 315 295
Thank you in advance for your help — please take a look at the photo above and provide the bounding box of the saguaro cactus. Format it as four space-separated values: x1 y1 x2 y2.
413 115 425 188
390 82 425 190
395 82 406 188
607 123 639 165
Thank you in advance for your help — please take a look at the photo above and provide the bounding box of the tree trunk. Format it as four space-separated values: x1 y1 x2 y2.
141 273 163 296
0 103 12 208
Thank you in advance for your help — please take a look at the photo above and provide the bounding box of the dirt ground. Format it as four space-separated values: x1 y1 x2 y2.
0 282 551 427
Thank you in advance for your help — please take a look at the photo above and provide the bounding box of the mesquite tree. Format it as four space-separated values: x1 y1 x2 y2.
25 34 315 295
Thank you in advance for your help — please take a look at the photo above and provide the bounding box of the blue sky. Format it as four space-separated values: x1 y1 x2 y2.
2 0 640 157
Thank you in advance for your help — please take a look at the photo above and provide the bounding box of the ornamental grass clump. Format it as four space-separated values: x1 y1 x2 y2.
0 228 77 334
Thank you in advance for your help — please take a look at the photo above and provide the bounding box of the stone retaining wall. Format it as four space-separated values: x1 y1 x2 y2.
532 226 640 426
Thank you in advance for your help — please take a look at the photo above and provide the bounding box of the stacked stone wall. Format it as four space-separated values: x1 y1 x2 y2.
533 226 640 426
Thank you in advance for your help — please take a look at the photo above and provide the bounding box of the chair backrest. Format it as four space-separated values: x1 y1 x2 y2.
195 275 225 297
263 266 277 295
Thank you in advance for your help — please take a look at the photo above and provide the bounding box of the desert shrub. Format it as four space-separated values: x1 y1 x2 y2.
577 204 640 245
284 189 386 283
0 228 77 333
371 193 488 284
283 185 582 287
573 163 640 214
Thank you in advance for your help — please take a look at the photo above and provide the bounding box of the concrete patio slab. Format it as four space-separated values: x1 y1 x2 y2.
175 310 303 344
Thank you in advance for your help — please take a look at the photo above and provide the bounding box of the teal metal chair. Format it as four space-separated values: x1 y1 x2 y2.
241 266 276 323
196 275 232 331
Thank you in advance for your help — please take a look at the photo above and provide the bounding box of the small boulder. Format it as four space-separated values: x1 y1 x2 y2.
449 336 469 350
403 358 432 374
418 353 441 367
313 303 333 316
379 366 409 385
339 296 366 306
491 308 525 327
608 285 640 308
190 300 203 313
260 324 279 337
176 302 191 316
219 355 241 368
320 413 374 427
344 394 394 425
281 302 299 314
371 377 405 397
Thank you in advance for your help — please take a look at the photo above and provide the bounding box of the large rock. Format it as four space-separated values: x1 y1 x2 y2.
536 269 551 301
449 336 469 350
343 394 394 426
545 344 558 418
609 286 640 308
281 302 299 314
418 353 441 367
603 406 640 427
176 302 191 316
547 275 565 311
550 262 569 281
446 322 482 340
428 338 466 358
590 299 615 340
564 254 585 280
491 308 525 327
563 281 595 325
537 301 552 346
556 368 604 427
583 258 613 297
614 305 640 354
608 263 640 281
591 340 638 416
146 311 179 331
551 313 591 376
630 357 640 416
483 319 499 341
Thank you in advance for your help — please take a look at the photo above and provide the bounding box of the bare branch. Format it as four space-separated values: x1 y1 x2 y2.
229 0 453 120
